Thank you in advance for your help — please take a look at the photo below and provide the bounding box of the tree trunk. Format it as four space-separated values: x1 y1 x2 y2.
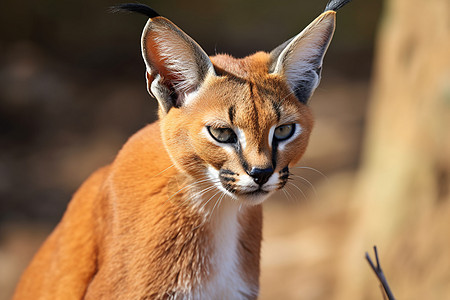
336 0 450 298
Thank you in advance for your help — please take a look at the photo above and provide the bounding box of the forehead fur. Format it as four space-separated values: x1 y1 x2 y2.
209 52 298 105
207 52 305 117
185 52 311 151
210 52 271 79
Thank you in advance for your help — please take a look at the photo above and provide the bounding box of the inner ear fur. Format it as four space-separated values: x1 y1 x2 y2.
141 16 215 114
270 11 336 104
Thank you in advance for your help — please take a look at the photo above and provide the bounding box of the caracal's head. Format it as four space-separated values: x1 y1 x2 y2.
135 5 338 205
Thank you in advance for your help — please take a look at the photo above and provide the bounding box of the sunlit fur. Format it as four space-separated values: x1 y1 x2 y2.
14 9 338 300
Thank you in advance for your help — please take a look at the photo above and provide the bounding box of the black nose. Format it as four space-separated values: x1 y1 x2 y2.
248 167 274 186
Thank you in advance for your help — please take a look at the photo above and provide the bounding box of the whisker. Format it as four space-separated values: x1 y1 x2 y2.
191 189 221 230
195 185 219 198
165 179 220 209
191 188 225 229
165 177 214 205
292 166 329 181
180 185 218 208
286 181 308 202
282 185 295 203
285 183 303 204
280 188 290 202
209 192 225 222
152 164 175 178
198 188 223 212
289 174 318 198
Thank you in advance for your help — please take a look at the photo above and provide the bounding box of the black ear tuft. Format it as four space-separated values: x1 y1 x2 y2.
110 3 160 18
324 0 352 12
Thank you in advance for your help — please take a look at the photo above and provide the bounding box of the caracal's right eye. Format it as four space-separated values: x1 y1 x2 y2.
274 124 295 141
207 126 237 144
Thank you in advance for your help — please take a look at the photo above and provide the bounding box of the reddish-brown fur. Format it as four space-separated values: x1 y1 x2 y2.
14 9 337 299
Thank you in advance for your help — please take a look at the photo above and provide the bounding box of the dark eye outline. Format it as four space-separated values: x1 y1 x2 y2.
207 126 237 144
274 124 295 141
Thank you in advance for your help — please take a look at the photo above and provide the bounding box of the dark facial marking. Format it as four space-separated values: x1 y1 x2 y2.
278 167 290 188
231 142 250 174
219 169 237 193
228 105 236 125
271 140 279 171
221 176 236 182
279 168 290 181
220 169 237 176
271 100 281 122
248 81 260 126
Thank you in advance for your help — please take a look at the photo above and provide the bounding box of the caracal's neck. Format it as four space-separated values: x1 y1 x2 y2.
182 186 260 299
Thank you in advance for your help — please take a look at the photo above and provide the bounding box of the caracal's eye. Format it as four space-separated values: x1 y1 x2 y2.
207 126 237 143
274 124 295 141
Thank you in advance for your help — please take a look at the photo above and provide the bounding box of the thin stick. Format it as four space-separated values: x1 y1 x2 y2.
365 246 396 300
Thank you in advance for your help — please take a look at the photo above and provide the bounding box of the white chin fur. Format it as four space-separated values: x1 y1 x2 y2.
236 191 274 206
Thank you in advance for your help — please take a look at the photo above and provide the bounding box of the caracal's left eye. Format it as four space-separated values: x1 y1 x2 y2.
274 124 295 141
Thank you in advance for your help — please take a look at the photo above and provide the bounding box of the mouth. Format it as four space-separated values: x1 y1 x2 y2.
242 188 270 197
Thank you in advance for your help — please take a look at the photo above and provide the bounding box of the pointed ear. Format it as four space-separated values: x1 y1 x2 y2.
270 11 336 104
141 16 215 113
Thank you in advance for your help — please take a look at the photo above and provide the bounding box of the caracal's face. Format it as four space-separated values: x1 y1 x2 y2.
161 54 313 206
149 11 336 206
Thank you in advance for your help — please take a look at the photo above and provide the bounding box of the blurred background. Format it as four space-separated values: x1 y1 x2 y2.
1 0 449 299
